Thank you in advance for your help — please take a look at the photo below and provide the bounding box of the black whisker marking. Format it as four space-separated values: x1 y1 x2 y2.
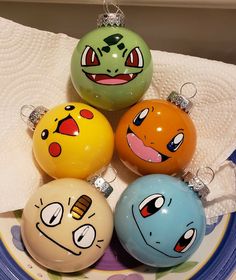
97 239 104 242
186 221 194 227
68 197 71 206
122 48 128 57
167 198 172 207
34 204 40 209
88 213 95 219
40 198 43 205
96 244 101 248
97 48 103 57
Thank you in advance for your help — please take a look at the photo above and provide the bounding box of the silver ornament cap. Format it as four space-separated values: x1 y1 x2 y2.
167 91 193 113
182 171 210 200
27 106 48 131
97 13 125 27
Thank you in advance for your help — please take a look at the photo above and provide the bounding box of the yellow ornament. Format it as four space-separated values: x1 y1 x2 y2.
26 102 114 179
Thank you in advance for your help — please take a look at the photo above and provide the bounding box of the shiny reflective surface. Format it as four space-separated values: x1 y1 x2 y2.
21 178 113 272
33 102 114 179
71 27 153 111
115 174 206 267
115 99 196 175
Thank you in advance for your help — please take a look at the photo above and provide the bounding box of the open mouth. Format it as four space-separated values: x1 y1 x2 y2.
126 127 169 163
83 70 139 85
54 114 79 136
36 223 82 256
131 206 181 258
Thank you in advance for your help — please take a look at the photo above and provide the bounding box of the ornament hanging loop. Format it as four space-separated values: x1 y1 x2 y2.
103 0 124 16
180 82 197 99
182 167 215 200
20 105 36 124
196 166 215 186
167 82 197 113
21 105 48 131
98 0 125 27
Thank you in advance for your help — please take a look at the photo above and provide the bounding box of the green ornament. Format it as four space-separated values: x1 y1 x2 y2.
71 12 153 111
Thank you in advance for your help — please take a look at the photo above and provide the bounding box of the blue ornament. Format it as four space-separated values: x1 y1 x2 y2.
114 174 206 267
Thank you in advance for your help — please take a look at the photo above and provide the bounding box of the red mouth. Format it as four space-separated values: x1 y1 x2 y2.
84 71 138 85
126 127 169 163
55 115 79 136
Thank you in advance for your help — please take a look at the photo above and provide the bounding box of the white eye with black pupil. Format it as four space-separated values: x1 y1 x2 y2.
133 108 149 126
40 203 64 227
167 133 184 152
174 228 197 253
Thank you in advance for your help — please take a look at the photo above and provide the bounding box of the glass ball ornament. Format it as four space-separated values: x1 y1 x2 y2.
21 178 114 272
115 96 196 175
71 12 153 111
114 174 206 267
26 102 114 179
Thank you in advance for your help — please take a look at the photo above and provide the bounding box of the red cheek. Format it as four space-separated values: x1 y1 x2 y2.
49 142 61 157
80 109 94 119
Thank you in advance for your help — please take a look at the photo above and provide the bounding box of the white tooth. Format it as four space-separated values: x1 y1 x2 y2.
129 74 133 78
92 75 96 80
67 252 72 256
148 159 152 162
39 233 42 237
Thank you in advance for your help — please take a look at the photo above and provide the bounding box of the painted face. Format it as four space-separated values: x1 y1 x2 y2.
115 99 196 175
115 174 206 267
71 27 153 111
33 102 114 179
21 179 113 272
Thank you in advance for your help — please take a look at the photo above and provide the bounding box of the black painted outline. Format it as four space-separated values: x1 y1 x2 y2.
131 205 181 258
125 47 144 68
80 45 101 67
167 132 185 153
139 194 165 218
40 202 64 227
126 126 170 163
36 222 82 256
72 224 96 249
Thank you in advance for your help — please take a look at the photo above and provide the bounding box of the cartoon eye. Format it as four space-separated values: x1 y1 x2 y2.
40 202 63 227
133 108 149 126
81 46 100 67
41 129 49 140
73 224 96 248
139 194 165 218
174 228 197 253
125 47 144 68
65 105 75 111
167 133 184 152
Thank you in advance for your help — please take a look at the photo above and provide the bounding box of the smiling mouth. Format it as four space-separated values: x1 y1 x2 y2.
131 206 181 259
54 114 79 136
126 127 169 163
83 70 140 85
36 223 82 256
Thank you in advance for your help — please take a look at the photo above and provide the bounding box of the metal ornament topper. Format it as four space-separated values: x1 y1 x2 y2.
167 82 197 113
182 167 215 200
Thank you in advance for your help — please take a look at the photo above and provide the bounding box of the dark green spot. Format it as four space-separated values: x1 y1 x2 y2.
118 43 125 50
104 34 123 46
102 46 110 53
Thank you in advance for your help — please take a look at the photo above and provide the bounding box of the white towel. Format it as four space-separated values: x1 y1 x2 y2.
0 17 235 221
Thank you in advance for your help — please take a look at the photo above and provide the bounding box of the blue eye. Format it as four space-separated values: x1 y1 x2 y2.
133 108 149 126
167 133 184 152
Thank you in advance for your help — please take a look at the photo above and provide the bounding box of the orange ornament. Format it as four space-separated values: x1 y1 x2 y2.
115 99 196 175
